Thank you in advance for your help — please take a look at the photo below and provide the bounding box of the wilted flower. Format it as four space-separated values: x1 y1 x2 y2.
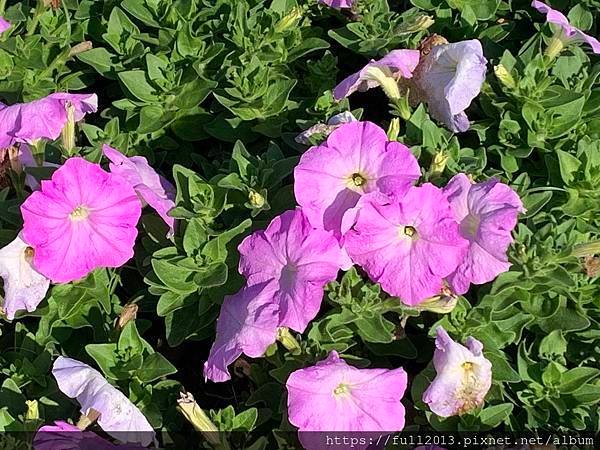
0 93 97 149
0 17 10 33
103 145 176 236
413 40 487 132
444 174 524 295
295 111 357 145
286 351 407 449
294 121 420 236
0 234 50 320
204 282 280 382
238 208 350 331
21 157 142 283
318 0 354 10
52 357 155 446
423 327 492 417
532 1 600 56
344 184 468 306
333 50 420 101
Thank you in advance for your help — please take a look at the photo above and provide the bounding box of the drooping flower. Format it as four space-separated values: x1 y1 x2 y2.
203 282 280 383
412 39 487 133
444 174 524 295
0 17 10 33
0 234 50 320
21 157 142 283
286 351 407 449
333 50 420 101
34 421 145 450
103 145 176 236
423 327 492 417
52 357 155 446
294 121 420 236
318 0 354 10
295 111 357 145
0 93 97 149
238 208 351 332
532 0 600 55
344 184 468 306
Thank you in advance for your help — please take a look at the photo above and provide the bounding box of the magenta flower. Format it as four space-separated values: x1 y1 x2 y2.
0 93 97 149
21 157 142 283
333 50 420 101
34 421 144 450
532 1 600 53
286 351 407 442
52 357 155 446
444 174 524 295
239 208 351 332
344 184 468 306
103 145 176 236
413 40 487 132
423 327 492 417
319 0 354 10
0 17 11 33
294 121 420 237
0 234 50 320
203 282 280 382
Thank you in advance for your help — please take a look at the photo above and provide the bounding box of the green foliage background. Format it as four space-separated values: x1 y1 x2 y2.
0 0 599 447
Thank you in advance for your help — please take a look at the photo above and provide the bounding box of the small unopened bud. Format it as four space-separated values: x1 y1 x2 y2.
69 41 93 57
76 408 100 430
116 303 138 331
387 118 400 141
277 327 301 353
429 151 449 177
572 241 600 258
397 15 435 34
392 93 412 121
416 288 458 314
494 64 517 90
177 392 220 445
363 66 401 100
61 102 76 154
25 400 39 421
248 190 265 209
545 34 565 60
274 7 302 33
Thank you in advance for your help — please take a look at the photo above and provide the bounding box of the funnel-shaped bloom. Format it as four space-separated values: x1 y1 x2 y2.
52 357 155 446
532 1 600 53
0 234 50 320
21 157 142 283
423 327 492 417
287 351 407 449
334 50 420 101
239 208 351 332
294 121 420 237
103 145 176 236
203 282 280 383
444 174 524 295
344 185 468 305
0 93 97 149
413 40 487 132
319 0 354 9
0 17 10 33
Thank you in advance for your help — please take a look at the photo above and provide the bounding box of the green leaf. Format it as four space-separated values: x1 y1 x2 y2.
136 353 177 383
479 403 513 428
118 71 159 102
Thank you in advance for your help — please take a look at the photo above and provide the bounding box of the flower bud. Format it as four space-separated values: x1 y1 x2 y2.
429 151 449 177
177 392 220 445
398 15 435 34
545 34 565 60
61 102 76 155
571 240 600 258
387 118 400 141
363 66 401 100
116 303 138 331
25 400 39 421
277 327 301 353
274 7 302 33
493 64 517 90
416 291 458 314
248 190 265 209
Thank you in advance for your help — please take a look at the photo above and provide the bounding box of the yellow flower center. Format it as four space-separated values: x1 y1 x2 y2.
403 225 417 238
351 173 366 187
333 383 350 396
462 361 474 371
69 205 90 221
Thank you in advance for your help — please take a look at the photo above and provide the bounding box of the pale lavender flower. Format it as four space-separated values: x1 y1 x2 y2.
423 327 492 417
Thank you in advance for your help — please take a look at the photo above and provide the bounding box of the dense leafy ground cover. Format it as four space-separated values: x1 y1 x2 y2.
0 0 599 448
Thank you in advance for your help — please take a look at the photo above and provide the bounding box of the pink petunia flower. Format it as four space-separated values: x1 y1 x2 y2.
444 174 524 295
0 234 50 320
103 145 176 236
20 157 142 283
0 17 11 33
344 184 468 306
294 121 420 237
318 0 354 10
238 208 351 332
333 50 420 101
286 351 407 449
0 93 97 149
52 357 155 446
203 282 280 382
532 0 600 54
423 327 492 417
